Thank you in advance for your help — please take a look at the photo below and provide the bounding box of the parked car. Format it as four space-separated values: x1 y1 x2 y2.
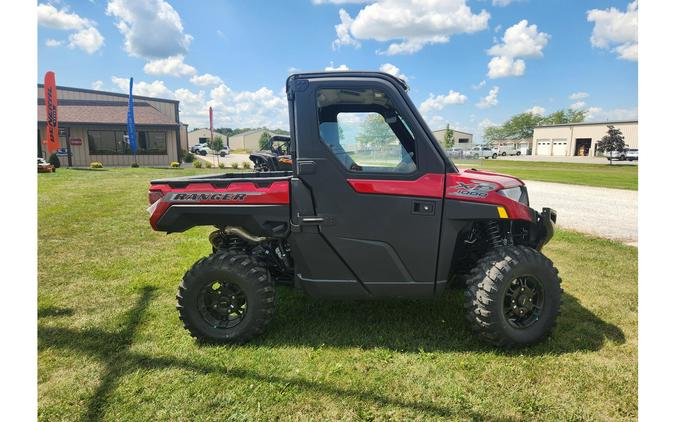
625 148 638 161
219 146 230 157
37 157 55 173
195 145 213 156
190 143 206 154
469 146 499 159
498 147 522 156
446 147 464 158
606 149 638 161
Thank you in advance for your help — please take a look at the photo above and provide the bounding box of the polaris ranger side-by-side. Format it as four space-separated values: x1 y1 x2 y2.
148 72 560 347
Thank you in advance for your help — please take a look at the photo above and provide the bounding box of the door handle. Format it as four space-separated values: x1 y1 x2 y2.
412 200 435 215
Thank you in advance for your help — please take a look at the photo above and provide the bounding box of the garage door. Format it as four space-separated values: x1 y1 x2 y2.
536 139 551 155
552 139 568 156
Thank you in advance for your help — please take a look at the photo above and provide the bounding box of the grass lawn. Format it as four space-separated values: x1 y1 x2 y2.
454 159 638 190
38 168 637 421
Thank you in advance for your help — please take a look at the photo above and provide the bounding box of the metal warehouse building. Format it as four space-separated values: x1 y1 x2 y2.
532 120 638 157
431 129 474 150
37 84 188 167
228 128 273 151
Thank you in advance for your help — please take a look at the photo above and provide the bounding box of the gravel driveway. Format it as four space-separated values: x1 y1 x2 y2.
525 180 637 246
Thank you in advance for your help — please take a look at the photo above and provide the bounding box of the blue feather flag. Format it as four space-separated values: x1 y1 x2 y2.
127 77 137 155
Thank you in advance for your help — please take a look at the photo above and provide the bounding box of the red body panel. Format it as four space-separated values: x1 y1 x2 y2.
149 181 289 230
347 173 445 198
445 169 532 221
347 168 532 222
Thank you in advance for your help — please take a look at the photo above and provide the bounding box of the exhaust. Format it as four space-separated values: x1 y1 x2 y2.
209 227 268 247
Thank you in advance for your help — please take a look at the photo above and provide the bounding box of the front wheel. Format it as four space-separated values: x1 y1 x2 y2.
465 246 561 347
492 153 498 159
177 250 275 343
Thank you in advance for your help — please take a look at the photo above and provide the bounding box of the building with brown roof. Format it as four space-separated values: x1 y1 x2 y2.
37 84 188 167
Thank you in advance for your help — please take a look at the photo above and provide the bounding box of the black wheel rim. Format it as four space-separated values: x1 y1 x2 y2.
503 276 544 329
197 281 247 329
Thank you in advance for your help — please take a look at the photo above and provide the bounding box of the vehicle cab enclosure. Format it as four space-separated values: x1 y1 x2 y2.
284 72 552 298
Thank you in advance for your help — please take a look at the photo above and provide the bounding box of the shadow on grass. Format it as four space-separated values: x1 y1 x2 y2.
254 288 625 355
39 286 520 421
38 306 74 318
38 286 624 420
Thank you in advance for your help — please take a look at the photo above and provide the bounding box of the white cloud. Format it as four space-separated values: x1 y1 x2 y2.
492 0 514 6
174 88 204 104
37 3 92 30
569 92 589 100
332 9 361 50
111 76 174 98
332 0 490 55
486 20 549 78
487 56 525 78
420 90 468 113
472 80 486 90
37 3 104 54
91 80 104 90
525 105 546 115
426 115 446 128
476 86 499 109
106 0 193 59
586 106 638 122
190 73 224 86
587 1 638 61
143 55 196 77
379 63 407 80
570 101 586 110
68 27 104 54
45 39 63 47
325 63 350 71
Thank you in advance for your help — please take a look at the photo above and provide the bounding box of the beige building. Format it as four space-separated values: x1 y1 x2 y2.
188 128 220 148
228 128 273 151
532 120 638 157
431 128 474 150
37 84 187 166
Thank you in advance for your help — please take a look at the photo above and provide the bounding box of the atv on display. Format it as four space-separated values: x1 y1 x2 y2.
148 71 560 347
249 134 293 172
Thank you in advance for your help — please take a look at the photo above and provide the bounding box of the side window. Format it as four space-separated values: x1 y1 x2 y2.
317 88 417 173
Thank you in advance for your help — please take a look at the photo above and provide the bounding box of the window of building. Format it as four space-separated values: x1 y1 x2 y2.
317 88 416 173
458 138 469 143
88 130 167 155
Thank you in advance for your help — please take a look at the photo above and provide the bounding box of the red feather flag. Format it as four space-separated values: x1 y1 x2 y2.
43 71 60 155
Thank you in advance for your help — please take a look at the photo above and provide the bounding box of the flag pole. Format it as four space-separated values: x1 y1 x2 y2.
127 77 138 165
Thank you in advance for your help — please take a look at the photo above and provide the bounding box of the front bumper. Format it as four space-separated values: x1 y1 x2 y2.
531 207 557 250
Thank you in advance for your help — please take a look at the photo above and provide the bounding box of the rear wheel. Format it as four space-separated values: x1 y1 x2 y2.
464 246 561 347
177 250 275 343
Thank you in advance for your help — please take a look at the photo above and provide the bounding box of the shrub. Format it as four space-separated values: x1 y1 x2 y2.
231 162 239 169
170 162 180 168
90 161 103 169
193 160 202 168
242 161 251 169
183 152 195 163
48 153 61 168
218 162 225 169
204 161 212 169
131 162 139 168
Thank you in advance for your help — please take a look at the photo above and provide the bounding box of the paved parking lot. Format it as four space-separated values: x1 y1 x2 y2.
526 180 637 246
195 153 253 167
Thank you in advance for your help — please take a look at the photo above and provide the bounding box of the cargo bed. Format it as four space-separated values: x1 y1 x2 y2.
148 171 292 235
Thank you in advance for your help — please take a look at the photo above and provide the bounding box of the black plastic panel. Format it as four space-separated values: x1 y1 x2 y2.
155 204 289 235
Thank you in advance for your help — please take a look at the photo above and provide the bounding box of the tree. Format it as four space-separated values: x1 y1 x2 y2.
355 113 395 149
210 135 224 152
595 125 626 165
444 124 455 149
258 131 271 150
544 108 586 125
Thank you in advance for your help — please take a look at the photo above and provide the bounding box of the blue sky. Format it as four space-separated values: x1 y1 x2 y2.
37 0 638 141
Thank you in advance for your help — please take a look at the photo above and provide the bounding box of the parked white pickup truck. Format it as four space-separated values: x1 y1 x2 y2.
469 146 499 159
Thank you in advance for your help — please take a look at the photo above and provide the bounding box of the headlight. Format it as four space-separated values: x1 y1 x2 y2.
497 186 529 205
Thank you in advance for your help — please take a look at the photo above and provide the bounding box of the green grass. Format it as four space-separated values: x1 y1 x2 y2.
39 168 637 421
454 159 638 190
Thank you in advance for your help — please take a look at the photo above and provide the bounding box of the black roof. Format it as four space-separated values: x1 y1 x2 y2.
286 71 409 93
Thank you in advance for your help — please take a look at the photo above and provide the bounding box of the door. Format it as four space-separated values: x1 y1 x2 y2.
291 80 447 297
536 139 551 155
552 139 568 156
